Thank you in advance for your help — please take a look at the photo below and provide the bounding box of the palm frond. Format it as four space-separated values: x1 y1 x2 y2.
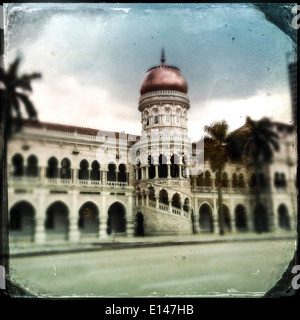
16 92 37 119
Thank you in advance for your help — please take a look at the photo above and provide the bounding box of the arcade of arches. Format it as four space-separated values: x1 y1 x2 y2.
9 198 293 242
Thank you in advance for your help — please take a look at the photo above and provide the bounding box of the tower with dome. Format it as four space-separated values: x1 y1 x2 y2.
6 50 296 245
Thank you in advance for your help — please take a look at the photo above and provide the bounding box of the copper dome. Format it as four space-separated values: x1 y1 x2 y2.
140 51 188 95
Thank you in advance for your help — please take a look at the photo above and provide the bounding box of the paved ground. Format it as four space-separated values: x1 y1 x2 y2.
8 233 296 298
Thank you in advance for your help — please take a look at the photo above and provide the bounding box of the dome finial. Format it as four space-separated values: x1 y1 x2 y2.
161 48 166 65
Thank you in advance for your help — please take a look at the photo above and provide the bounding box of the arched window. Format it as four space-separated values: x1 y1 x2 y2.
197 172 204 186
158 154 168 178
78 160 89 180
60 158 71 179
12 154 24 177
107 162 117 181
26 155 38 177
165 108 170 123
148 155 155 179
232 173 238 188
118 164 127 182
170 154 180 178
238 174 245 188
215 171 222 187
145 111 149 126
204 171 211 187
222 172 228 188
274 172 280 188
47 157 58 178
90 161 101 181
153 109 159 124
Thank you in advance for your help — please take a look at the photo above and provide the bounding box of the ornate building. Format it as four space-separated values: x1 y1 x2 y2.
7 51 297 245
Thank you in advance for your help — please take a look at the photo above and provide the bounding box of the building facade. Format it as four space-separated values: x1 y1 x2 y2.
7 52 297 245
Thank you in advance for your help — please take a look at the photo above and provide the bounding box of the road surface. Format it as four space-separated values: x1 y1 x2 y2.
9 239 295 298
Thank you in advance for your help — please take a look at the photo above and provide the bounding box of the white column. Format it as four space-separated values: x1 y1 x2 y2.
126 195 135 237
69 190 80 243
194 197 200 233
213 197 219 234
99 192 108 239
168 199 172 214
155 196 159 209
180 204 184 217
145 165 149 179
155 164 158 179
39 167 46 184
34 189 46 244
178 164 182 178
167 164 171 179
72 168 78 184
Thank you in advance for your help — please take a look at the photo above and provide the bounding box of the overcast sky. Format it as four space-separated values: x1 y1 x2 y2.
4 3 295 141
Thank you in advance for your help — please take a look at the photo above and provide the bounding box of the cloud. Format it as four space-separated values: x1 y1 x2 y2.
5 3 294 141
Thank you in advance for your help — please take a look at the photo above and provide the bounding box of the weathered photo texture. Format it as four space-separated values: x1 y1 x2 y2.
1 3 298 299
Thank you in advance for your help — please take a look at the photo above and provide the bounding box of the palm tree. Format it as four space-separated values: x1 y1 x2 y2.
241 117 279 232
204 120 235 235
0 57 41 282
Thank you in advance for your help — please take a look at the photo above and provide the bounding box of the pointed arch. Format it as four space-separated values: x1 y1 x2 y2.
9 201 35 240
78 201 99 234
199 203 213 232
235 204 248 231
107 202 126 233
12 153 24 177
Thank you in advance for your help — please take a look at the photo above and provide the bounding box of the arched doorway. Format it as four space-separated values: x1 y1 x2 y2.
45 201 69 239
278 204 290 230
135 212 144 236
235 204 248 231
107 202 126 234
78 202 99 234
10 201 35 240
218 204 231 232
254 204 269 233
199 203 213 232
